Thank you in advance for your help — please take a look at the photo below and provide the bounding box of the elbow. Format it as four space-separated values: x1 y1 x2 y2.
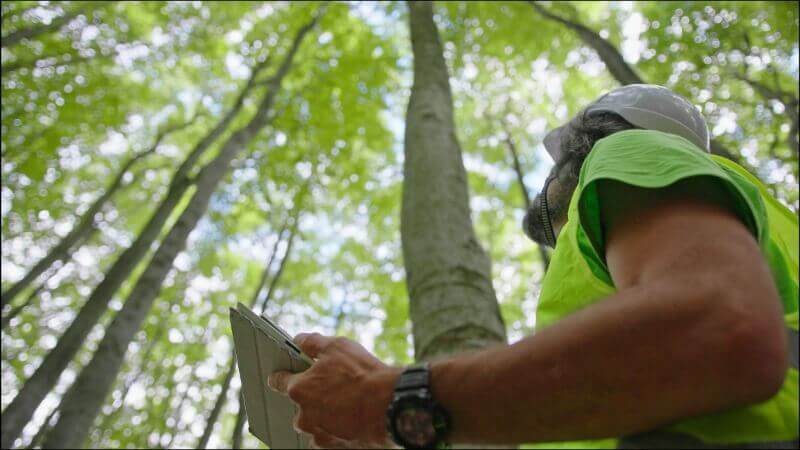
713 286 788 405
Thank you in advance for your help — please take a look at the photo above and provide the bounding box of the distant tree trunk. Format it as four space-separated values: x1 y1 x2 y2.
41 13 321 449
500 120 550 270
229 214 301 449
231 394 247 449
733 71 799 154
195 219 296 449
403 1 507 362
0 117 195 308
528 1 742 163
95 320 167 444
1 283 45 330
162 368 201 449
1 6 84 48
0 58 265 450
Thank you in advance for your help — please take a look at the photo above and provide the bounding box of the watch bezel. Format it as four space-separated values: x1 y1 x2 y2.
386 389 449 449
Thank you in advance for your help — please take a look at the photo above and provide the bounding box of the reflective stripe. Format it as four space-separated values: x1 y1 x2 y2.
618 326 799 449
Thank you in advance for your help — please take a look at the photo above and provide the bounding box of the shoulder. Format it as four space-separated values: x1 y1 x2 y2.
573 129 767 273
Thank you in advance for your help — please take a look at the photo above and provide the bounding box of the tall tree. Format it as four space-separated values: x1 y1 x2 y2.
41 11 322 448
497 116 550 270
195 215 296 449
0 54 267 450
403 1 507 362
0 116 197 308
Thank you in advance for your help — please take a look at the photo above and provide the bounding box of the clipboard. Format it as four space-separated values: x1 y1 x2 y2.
230 302 313 449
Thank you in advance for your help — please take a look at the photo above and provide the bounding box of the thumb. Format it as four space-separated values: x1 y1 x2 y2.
267 370 295 394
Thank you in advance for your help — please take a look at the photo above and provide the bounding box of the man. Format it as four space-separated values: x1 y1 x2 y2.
269 84 799 449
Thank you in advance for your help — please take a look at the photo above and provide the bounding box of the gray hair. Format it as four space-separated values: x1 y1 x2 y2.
556 111 637 174
523 111 636 246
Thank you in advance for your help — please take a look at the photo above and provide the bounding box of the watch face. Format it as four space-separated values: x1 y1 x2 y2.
396 408 436 447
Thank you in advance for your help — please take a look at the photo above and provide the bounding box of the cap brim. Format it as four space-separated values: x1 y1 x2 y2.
543 126 565 162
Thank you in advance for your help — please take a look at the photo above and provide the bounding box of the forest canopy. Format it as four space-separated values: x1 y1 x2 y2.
1 1 798 449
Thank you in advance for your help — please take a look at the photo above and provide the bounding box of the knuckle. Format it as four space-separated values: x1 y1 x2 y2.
313 435 336 449
294 413 314 433
286 383 303 402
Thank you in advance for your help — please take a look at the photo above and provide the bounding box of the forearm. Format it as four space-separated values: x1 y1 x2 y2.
425 279 785 445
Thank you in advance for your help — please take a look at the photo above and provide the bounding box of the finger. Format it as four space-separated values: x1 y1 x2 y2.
309 433 349 449
267 370 295 394
294 332 335 358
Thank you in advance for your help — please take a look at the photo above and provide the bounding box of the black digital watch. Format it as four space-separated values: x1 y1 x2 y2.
385 362 451 449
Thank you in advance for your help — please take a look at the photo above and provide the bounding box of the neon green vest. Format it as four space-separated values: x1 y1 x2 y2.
534 130 798 447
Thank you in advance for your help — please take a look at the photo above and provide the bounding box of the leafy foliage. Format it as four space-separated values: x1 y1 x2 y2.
1 1 796 449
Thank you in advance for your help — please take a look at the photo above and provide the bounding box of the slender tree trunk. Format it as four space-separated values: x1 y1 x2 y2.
403 1 507 362
195 219 294 449
95 321 167 444
1 6 84 48
231 394 247 449
1 283 45 331
162 369 200 449
41 13 321 448
0 118 194 308
228 216 301 449
0 63 262 450
500 121 550 270
2 225 100 333
528 1 741 162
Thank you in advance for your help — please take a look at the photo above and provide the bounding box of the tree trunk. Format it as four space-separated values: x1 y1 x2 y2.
1 283 45 331
195 219 295 449
403 1 507 362
41 13 321 448
231 394 247 449
95 320 167 444
0 118 195 308
500 121 550 270
162 368 201 449
528 1 742 163
0 59 262 450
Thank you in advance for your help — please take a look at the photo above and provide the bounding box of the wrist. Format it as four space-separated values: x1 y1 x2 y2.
367 366 403 445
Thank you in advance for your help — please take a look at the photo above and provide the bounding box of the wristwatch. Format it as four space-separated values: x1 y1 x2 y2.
385 362 451 449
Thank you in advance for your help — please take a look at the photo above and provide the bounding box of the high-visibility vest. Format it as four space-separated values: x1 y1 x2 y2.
534 130 799 448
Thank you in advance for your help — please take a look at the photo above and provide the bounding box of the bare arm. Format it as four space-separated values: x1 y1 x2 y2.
268 180 788 447
429 183 788 444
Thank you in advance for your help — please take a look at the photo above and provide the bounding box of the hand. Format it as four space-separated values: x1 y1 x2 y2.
268 333 402 449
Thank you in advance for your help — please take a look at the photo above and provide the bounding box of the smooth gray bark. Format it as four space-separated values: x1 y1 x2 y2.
0 61 264 450
0 118 195 308
403 1 507 362
41 13 321 448
195 220 293 449
528 1 741 162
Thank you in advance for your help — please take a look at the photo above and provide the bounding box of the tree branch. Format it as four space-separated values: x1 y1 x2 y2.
1 6 85 48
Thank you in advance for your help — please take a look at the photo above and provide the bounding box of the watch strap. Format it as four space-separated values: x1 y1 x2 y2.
394 362 430 391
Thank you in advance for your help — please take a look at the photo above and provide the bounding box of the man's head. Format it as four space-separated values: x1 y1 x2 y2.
523 84 710 248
